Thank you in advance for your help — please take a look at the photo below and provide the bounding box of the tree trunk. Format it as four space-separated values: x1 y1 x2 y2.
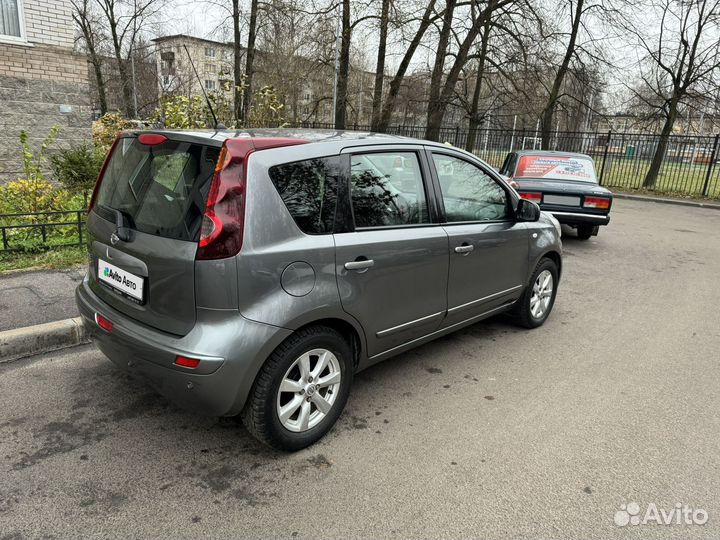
107 17 134 117
241 0 259 124
334 0 351 130
90 53 108 115
540 0 584 149
232 0 242 125
370 0 390 131
425 0 456 141
643 98 678 188
465 16 491 152
376 0 437 132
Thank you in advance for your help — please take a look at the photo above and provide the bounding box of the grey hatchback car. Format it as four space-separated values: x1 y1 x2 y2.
76 129 562 450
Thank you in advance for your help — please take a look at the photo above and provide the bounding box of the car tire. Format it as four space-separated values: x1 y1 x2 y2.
577 225 597 240
241 325 353 451
511 258 559 329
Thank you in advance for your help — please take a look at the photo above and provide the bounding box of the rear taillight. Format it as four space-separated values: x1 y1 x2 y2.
519 192 543 203
196 143 246 260
583 196 611 209
88 136 121 212
196 137 309 260
94 313 113 332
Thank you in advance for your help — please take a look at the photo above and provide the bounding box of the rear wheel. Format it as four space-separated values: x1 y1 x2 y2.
577 225 598 240
512 258 558 329
241 326 353 451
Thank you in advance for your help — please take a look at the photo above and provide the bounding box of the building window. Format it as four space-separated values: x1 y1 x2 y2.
222 50 232 61
205 80 216 91
162 75 171 85
0 0 23 39
205 47 216 58
204 62 216 74
304 93 311 101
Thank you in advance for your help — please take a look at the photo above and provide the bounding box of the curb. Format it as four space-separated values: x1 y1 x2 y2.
613 192 720 211
0 317 89 364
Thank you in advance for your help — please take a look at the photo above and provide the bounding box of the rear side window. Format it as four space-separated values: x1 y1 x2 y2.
350 152 430 228
95 137 220 241
268 156 341 234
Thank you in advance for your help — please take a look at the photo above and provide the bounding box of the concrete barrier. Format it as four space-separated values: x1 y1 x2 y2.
0 317 89 364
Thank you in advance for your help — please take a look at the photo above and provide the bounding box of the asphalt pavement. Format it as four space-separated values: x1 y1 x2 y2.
1 199 719 539
0 266 85 332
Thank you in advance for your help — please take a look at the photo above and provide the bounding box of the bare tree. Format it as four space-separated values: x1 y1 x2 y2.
370 0 391 131
241 0 259 123
73 0 108 115
334 0 351 129
627 0 720 187
95 0 165 118
232 0 243 124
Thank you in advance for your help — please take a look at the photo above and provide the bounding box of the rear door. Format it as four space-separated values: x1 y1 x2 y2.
87 134 221 336
429 150 529 328
334 147 448 357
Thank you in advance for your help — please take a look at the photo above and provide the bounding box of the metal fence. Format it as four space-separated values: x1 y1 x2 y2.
0 210 86 253
292 122 720 198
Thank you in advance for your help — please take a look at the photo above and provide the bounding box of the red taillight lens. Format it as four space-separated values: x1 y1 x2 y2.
196 144 246 260
174 356 201 369
519 192 543 203
95 313 113 332
138 133 168 146
583 196 611 209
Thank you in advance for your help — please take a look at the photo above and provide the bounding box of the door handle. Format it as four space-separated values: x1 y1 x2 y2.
454 244 475 254
344 259 375 271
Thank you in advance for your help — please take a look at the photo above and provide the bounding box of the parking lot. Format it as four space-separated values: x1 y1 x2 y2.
1 198 719 539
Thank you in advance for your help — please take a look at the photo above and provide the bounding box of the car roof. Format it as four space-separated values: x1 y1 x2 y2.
512 150 593 160
127 128 458 151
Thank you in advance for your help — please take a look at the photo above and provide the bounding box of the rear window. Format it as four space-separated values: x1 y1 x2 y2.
94 137 220 241
514 155 597 183
268 156 341 234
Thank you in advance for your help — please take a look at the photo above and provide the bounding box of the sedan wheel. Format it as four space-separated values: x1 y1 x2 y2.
511 258 559 329
276 348 342 433
529 270 553 319
242 326 353 451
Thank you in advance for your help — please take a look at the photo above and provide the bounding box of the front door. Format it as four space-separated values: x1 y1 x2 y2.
429 151 529 327
334 149 448 357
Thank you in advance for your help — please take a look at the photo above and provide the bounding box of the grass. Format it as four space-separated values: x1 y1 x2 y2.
0 245 87 273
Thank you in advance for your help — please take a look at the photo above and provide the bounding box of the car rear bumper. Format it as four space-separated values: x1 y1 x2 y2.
75 276 292 417
548 211 610 226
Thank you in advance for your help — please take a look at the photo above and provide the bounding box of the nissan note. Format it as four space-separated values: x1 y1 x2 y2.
75 129 563 450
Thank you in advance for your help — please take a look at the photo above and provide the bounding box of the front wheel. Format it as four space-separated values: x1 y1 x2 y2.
512 258 559 329
242 326 353 451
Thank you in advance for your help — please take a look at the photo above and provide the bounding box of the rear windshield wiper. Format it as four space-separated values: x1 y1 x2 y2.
98 204 135 242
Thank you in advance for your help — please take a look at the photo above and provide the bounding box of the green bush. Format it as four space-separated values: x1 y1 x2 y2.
51 143 105 200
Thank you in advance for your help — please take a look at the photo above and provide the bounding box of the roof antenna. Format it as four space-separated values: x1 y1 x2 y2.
183 44 226 130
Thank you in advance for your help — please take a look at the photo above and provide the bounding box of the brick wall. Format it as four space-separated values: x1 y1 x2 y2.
0 0 91 182
23 0 75 47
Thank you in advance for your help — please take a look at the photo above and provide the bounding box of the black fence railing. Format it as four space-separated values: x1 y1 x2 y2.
291 122 720 198
0 210 86 253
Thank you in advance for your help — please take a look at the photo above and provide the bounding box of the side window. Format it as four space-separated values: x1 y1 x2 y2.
433 153 509 222
268 156 340 234
350 152 430 228
500 154 512 176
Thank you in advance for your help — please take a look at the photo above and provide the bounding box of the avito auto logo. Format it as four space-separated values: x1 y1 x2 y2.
103 267 138 291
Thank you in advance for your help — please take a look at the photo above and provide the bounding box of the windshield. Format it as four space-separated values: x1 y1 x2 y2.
95 137 220 241
514 155 598 183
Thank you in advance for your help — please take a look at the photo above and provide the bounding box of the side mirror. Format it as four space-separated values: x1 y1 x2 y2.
516 198 541 222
